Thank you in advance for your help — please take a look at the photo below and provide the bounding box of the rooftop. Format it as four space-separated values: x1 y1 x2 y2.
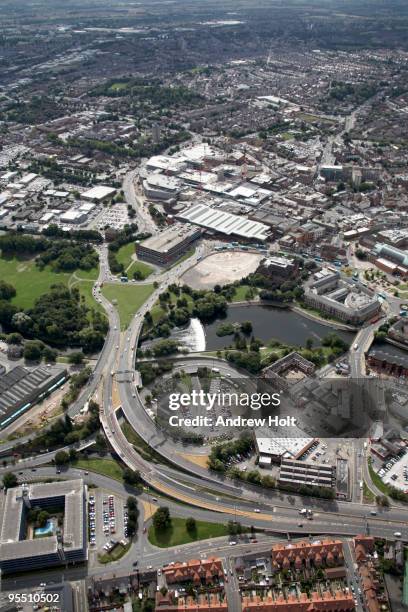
0 480 85 561
178 203 270 241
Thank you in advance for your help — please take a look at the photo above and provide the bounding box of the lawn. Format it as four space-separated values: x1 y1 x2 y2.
0 255 72 310
109 82 129 92
101 283 155 329
363 480 375 504
148 517 229 548
232 285 258 302
121 421 167 465
74 267 99 281
0 254 100 311
114 244 153 279
115 243 135 271
74 280 105 315
127 260 153 280
75 458 124 482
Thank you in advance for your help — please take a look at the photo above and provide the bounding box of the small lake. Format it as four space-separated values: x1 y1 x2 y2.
204 304 354 351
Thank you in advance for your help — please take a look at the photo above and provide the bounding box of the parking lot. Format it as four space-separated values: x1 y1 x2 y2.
93 203 130 231
88 489 129 560
375 448 408 492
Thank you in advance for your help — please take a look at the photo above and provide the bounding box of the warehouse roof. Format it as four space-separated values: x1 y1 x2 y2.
81 185 116 201
177 203 270 241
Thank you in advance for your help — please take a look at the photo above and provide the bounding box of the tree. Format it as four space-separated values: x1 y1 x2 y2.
23 340 43 361
241 321 253 335
68 351 85 365
54 450 69 465
186 517 196 534
123 468 142 486
376 495 390 507
153 506 171 531
37 510 50 528
0 280 16 301
69 448 77 461
2 472 18 489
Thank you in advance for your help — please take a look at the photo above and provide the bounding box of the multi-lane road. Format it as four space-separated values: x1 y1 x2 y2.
2 169 408 604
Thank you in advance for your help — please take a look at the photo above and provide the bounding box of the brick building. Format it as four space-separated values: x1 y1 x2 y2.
271 539 344 572
241 590 355 611
163 557 224 586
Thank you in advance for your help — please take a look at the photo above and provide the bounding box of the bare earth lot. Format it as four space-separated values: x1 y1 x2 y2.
182 252 262 289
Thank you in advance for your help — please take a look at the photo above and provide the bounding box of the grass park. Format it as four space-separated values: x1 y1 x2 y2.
0 254 100 311
101 282 155 329
148 517 229 547
115 243 153 279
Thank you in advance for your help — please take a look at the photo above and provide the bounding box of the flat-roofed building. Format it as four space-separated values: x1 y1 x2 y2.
81 185 116 202
278 457 335 489
304 271 381 324
0 480 87 574
177 203 270 242
143 173 181 200
136 223 201 266
255 435 314 464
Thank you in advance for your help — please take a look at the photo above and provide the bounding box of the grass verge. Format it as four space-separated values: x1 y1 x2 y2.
148 517 229 548
75 458 124 482
98 541 131 564
101 283 154 329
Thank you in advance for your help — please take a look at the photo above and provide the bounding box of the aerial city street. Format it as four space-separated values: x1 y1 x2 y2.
1 0 408 610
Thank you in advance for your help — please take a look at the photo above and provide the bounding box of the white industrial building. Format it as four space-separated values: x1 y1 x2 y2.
177 203 270 241
82 186 116 201
256 436 314 465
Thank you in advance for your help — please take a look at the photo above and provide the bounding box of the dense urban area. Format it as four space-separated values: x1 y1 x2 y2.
2 0 408 611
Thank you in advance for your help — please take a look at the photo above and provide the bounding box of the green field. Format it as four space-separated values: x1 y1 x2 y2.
232 285 258 302
75 458 124 481
115 243 135 270
114 244 153 279
0 254 100 311
127 260 153 280
0 256 72 310
74 267 99 281
101 283 154 329
148 517 229 548
109 81 129 92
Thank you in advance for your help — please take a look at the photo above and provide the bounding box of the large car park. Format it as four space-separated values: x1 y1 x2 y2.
87 490 128 562
375 447 408 491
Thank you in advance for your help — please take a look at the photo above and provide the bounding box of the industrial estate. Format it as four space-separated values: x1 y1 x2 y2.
1 0 408 611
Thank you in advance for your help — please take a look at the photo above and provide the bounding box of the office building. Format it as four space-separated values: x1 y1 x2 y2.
135 223 201 265
0 480 87 574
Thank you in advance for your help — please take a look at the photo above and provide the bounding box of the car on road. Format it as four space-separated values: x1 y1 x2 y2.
394 532 402 538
